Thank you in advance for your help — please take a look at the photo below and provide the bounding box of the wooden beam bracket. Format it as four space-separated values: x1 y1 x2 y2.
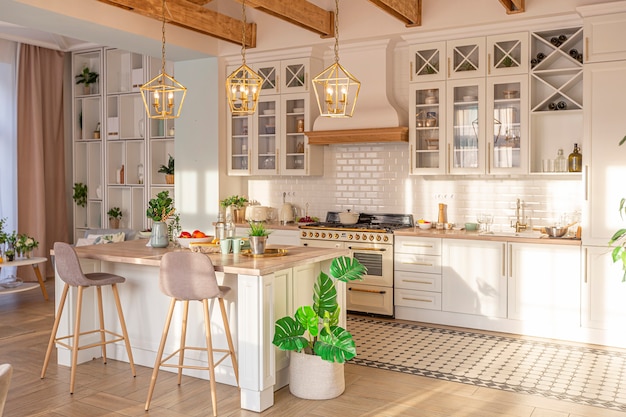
368 0 421 27
498 0 525 15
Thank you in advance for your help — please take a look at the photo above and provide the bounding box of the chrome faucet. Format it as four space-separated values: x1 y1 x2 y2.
513 198 528 232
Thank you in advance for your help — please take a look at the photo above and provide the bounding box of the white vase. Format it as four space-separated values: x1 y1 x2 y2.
288 351 345 400
150 221 169 248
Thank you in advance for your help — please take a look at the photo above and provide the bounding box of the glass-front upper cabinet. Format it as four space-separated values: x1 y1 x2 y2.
253 61 279 95
487 75 528 174
409 41 445 82
409 81 445 175
487 32 529 76
253 96 280 175
446 78 486 174
446 37 486 79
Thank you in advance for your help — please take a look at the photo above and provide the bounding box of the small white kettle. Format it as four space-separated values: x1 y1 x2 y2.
280 203 294 224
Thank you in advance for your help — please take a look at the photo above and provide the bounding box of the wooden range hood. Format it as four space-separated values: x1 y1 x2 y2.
305 127 408 145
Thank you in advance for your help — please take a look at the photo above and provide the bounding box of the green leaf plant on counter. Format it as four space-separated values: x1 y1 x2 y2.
272 256 367 363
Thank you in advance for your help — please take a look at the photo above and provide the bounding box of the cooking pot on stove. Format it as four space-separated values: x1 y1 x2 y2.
338 210 359 225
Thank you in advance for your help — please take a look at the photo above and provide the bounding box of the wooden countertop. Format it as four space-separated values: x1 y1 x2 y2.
73 239 348 275
394 228 582 246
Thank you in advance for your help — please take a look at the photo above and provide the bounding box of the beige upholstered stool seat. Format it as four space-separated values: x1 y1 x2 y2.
41 242 136 394
145 251 239 417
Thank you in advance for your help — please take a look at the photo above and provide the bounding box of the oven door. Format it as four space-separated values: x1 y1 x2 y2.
346 243 393 287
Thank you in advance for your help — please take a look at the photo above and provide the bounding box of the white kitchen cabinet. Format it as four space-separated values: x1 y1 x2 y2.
280 94 323 175
486 32 529 76
441 239 507 318
582 60 626 245
254 96 281 175
409 41 445 82
446 37 486 79
529 26 583 174
409 81 446 174
394 236 442 311
446 77 486 174
508 243 580 325
582 11 626 63
582 246 626 331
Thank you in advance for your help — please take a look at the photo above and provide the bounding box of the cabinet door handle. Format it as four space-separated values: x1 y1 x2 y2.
488 53 491 75
305 72 308 91
349 287 386 294
403 243 433 248
403 279 432 285
585 37 589 63
402 261 433 267
502 243 506 277
447 143 451 174
584 165 589 201
276 74 280 93
448 57 451 78
410 62 413 82
584 247 588 284
276 148 280 173
487 142 491 174
409 144 413 174
509 244 513 278
403 296 432 303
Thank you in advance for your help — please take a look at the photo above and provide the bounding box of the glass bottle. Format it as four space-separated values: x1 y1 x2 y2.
568 143 582 172
554 149 567 172
215 212 225 241
225 212 236 238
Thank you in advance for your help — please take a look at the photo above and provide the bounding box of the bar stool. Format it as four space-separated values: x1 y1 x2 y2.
41 242 136 393
145 251 238 416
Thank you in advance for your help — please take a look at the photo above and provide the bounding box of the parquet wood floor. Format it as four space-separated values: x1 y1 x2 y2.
0 278 622 416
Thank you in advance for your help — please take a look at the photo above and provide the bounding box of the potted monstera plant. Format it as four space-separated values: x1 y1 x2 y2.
272 256 366 400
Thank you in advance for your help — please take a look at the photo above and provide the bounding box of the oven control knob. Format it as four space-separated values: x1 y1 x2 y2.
383 235 389 242
369 235 374 241
334 233 339 239
362 234 367 240
327 234 333 239
315 232 320 238
301 231 307 238
348 234 353 240
321 232 326 238
355 234 360 240
376 235 381 241
308 232 314 238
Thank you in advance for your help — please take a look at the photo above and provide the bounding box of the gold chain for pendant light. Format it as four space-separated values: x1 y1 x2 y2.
333 0 339 63
241 0 247 65
160 0 167 75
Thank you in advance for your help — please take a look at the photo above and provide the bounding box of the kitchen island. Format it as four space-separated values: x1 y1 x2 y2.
54 239 349 412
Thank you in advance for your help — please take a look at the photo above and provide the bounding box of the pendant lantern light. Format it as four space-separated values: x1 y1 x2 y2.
312 0 360 118
140 0 187 120
226 0 262 115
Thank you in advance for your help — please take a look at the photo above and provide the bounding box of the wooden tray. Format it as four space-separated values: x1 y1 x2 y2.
241 248 287 258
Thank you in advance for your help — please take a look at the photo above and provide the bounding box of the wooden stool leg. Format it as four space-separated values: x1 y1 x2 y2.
111 284 136 376
70 286 85 394
203 299 218 417
178 300 189 385
96 286 107 364
41 283 70 378
145 298 176 411
219 298 239 385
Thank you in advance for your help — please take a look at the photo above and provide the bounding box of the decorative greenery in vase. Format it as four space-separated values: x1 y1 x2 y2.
247 221 271 237
220 195 248 209
75 66 99 93
72 183 88 208
146 191 175 222
158 154 175 184
272 256 367 363
107 207 122 220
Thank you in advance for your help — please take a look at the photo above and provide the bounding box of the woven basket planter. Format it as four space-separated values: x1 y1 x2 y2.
288 351 345 400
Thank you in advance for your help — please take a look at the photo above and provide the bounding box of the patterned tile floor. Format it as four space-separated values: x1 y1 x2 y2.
348 316 626 411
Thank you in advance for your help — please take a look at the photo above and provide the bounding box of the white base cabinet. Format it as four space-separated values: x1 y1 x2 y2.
442 239 507 318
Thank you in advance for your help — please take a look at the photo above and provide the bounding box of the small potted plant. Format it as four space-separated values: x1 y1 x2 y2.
221 195 248 223
107 207 123 229
247 221 271 254
158 154 175 184
146 191 175 248
75 66 99 95
72 182 88 208
272 256 366 399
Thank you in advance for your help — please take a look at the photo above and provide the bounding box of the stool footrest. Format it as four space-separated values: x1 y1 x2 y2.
54 329 126 351
159 347 234 372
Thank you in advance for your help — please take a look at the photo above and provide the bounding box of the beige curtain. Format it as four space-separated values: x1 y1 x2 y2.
17 44 69 279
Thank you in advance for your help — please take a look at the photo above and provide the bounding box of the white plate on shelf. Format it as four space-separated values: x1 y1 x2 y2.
262 109 275 115
462 95 478 102
293 107 304 113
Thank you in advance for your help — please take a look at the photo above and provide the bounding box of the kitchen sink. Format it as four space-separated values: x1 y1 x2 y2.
480 231 544 239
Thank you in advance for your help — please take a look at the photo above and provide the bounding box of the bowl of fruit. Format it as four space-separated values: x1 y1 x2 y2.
177 230 214 248
417 220 432 230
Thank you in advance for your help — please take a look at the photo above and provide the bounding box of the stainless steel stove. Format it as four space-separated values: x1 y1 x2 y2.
300 212 414 317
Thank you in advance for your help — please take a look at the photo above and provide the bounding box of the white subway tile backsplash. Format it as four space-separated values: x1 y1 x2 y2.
252 143 581 225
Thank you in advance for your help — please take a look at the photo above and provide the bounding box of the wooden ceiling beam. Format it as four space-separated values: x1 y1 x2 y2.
237 0 334 38
184 0 213 5
97 0 256 47
498 0 525 14
368 0 421 27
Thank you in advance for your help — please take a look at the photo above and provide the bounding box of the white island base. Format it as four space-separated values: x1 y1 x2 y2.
53 240 347 412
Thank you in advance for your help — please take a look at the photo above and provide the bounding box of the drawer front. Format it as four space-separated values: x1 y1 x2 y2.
395 270 441 292
346 283 394 316
394 288 442 311
395 236 441 255
394 253 441 274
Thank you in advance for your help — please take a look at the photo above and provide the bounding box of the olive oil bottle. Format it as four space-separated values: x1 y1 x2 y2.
568 143 582 173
